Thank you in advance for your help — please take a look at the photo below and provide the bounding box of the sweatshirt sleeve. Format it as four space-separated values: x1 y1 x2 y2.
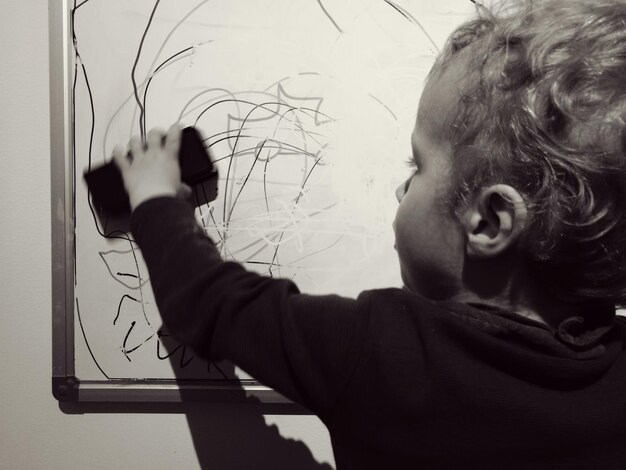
131 197 370 417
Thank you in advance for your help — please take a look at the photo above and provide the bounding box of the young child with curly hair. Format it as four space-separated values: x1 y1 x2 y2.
114 0 626 468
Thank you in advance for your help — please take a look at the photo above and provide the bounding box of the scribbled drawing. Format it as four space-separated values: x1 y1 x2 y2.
75 299 109 378
70 0 474 379
156 330 194 369
316 0 441 54
179 81 338 280
383 0 440 53
99 249 149 290
316 0 343 34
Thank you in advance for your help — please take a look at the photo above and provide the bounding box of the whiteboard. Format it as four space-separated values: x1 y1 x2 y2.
51 0 476 401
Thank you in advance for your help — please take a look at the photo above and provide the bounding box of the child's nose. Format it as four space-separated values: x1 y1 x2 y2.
396 178 410 202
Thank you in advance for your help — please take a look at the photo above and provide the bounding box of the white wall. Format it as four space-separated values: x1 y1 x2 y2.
0 2 334 469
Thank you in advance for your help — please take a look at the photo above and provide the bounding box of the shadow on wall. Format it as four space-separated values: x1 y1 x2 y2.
60 344 334 470
183 400 333 470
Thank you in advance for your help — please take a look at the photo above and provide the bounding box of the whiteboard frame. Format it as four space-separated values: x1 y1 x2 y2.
49 0 288 403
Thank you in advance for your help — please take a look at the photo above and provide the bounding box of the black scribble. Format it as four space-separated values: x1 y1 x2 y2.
316 0 343 33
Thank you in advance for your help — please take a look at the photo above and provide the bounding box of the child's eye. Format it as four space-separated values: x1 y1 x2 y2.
405 156 419 174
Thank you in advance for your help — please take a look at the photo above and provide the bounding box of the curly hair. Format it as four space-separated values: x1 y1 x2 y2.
429 0 626 304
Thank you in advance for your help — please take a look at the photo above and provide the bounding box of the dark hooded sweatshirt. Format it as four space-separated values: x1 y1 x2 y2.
131 197 626 470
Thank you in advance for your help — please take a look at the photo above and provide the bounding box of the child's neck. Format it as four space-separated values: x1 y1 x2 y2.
455 257 581 328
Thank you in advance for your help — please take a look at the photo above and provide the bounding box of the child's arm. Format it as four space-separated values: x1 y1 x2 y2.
118 126 370 417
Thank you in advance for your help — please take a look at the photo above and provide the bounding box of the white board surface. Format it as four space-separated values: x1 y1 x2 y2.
67 0 476 383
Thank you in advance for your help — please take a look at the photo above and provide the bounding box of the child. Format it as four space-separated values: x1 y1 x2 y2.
114 0 626 468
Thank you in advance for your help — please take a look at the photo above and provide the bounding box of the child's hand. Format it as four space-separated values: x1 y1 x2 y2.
113 124 192 211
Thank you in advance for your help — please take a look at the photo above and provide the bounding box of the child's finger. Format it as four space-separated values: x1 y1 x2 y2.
177 183 192 201
165 123 182 159
112 145 130 171
128 136 144 162
147 128 164 151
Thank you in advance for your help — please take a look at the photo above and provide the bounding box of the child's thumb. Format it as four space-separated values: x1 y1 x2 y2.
112 145 130 171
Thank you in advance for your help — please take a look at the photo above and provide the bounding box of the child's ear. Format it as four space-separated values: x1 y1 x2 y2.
462 184 527 258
